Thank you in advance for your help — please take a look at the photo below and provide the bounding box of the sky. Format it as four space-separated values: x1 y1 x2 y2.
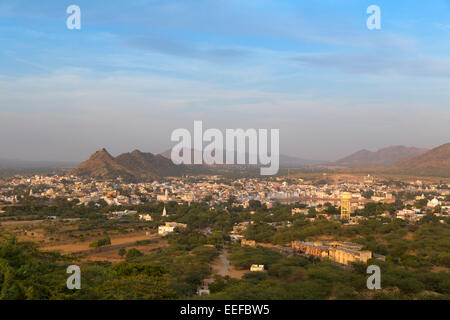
0 0 449 162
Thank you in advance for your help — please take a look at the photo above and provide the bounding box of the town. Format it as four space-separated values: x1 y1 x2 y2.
0 171 448 300
1 173 448 223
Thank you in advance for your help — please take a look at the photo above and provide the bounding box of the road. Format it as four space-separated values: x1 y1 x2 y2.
217 252 230 276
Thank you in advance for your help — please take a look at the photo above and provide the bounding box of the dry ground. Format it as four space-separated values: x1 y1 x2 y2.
40 232 159 254
81 239 169 264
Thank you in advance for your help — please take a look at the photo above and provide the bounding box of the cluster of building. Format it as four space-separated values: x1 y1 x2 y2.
0 174 448 225
0 173 405 207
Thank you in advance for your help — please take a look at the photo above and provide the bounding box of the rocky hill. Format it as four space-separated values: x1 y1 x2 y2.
71 148 182 179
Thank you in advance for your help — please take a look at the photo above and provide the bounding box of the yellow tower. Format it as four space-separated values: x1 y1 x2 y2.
340 192 352 220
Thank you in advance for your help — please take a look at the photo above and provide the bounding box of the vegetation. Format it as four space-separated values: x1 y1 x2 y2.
0 197 448 300
205 245 450 300
89 237 111 248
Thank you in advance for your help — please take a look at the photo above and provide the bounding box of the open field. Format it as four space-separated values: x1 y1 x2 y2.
40 232 159 255
0 219 44 226
80 239 169 263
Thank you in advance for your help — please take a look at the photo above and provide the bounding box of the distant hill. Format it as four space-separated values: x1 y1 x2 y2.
390 143 450 176
160 148 322 167
335 146 429 167
71 148 182 179
0 158 77 169
279 154 325 167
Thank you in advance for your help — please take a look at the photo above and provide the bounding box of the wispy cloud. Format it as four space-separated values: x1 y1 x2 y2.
436 23 450 31
292 53 450 78
0 0 449 161
125 34 251 64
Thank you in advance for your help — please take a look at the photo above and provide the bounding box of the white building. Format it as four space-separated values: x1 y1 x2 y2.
427 198 441 208
250 265 265 272
158 222 187 235
110 210 137 217
139 214 152 221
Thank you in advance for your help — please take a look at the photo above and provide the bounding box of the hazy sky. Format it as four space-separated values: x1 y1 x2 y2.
0 0 449 162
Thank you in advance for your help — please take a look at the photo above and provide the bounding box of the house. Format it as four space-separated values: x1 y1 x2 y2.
110 210 137 217
396 209 422 222
197 280 211 296
241 239 256 247
427 198 441 208
250 265 264 272
232 221 250 234
139 214 152 221
230 234 244 242
291 208 308 215
158 222 187 235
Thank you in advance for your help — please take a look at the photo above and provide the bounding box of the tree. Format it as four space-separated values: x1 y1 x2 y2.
125 248 143 261
414 199 427 209
227 196 236 207
244 223 276 243
118 248 126 257
362 190 374 199
248 200 262 210
89 237 111 248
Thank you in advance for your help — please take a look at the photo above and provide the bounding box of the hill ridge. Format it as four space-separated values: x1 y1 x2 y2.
71 148 181 179
336 145 429 167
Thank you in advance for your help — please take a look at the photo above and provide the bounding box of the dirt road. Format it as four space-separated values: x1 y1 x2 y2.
211 249 246 279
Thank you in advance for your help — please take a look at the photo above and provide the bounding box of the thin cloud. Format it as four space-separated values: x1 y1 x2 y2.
292 53 450 78
125 34 251 64
436 23 450 31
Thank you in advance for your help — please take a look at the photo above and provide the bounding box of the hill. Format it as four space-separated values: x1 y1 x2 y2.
71 148 182 179
390 143 450 176
160 148 322 167
335 146 429 167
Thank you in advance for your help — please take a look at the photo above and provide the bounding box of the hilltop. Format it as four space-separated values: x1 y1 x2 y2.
71 148 182 179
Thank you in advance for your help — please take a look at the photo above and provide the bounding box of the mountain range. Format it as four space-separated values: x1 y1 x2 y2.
390 143 450 176
160 148 322 167
52 142 450 179
335 146 429 167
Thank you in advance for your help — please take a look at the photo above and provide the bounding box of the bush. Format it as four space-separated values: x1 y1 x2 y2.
89 237 111 248
126 248 143 261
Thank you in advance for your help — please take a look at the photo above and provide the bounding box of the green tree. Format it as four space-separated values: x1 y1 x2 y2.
126 248 143 261
118 248 126 257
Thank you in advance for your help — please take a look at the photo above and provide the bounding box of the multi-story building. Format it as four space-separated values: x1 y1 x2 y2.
291 241 372 265
340 192 352 220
